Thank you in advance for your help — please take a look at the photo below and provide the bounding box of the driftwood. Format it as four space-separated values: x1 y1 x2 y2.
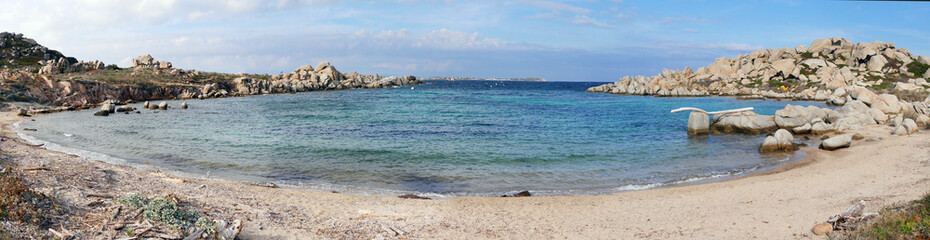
670 107 754 115
826 200 878 231
21 166 50 171
87 193 115 199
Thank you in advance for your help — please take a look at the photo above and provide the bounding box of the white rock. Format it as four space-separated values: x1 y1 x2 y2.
868 108 888 123
821 134 852 150
811 121 833 135
688 111 710 135
904 118 919 134
793 123 812 134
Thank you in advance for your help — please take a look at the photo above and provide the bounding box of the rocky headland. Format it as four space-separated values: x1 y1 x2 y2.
0 32 420 115
587 37 930 101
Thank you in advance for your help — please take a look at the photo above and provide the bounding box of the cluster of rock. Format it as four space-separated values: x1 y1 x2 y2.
588 37 930 99
130 54 171 69
93 100 190 116
684 86 930 152
37 58 105 74
1 31 106 74
204 62 419 97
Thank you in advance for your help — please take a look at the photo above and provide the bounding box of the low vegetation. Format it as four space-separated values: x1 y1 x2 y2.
117 194 216 232
0 168 48 225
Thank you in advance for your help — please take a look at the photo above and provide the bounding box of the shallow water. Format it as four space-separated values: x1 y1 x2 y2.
18 80 827 196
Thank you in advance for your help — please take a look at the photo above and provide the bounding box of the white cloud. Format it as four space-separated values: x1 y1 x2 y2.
699 43 763 52
571 15 615 29
660 17 712 24
513 0 592 14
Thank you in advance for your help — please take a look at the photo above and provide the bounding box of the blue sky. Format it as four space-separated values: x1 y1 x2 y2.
1 0 928 81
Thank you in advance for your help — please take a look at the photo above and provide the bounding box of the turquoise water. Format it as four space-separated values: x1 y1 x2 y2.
18 81 826 196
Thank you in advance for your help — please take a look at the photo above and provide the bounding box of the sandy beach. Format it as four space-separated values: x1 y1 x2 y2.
2 111 929 239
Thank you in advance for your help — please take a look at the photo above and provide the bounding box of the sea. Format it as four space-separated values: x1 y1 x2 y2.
16 80 828 197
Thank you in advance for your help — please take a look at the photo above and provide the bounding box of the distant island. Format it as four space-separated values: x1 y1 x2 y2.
423 76 547 82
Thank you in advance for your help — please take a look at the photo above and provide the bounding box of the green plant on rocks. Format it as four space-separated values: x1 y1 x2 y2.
907 61 930 77
801 52 815 59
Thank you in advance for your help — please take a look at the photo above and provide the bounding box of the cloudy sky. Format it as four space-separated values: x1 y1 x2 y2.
1 0 928 81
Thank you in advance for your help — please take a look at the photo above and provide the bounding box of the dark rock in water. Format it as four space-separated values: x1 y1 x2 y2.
16 109 30 117
502 191 533 197
800 136 811 141
116 106 135 112
22 128 37 132
181 102 188 109
820 135 830 140
93 110 109 116
398 194 431 200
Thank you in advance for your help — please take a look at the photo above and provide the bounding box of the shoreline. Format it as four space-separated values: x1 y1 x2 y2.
13 98 812 198
4 110 930 239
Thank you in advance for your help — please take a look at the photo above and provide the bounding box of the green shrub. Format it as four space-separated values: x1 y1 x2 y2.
118 194 208 229
907 61 929 77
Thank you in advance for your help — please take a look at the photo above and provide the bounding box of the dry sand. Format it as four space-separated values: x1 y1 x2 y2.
2 111 929 239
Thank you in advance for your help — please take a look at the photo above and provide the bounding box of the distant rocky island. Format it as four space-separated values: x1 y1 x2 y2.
0 32 421 114
588 37 930 103
423 76 547 82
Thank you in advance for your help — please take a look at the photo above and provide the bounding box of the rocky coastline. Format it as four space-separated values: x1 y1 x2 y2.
0 32 421 115
587 37 930 101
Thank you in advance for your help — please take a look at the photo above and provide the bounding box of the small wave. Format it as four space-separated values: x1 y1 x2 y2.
15 124 129 166
614 183 664 191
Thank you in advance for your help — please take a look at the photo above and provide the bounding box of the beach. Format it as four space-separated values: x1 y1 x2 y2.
3 111 928 239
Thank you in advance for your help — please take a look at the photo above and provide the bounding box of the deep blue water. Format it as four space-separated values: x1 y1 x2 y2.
18 80 827 196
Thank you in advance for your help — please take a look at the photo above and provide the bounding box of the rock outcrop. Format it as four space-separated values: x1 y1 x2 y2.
588 37 930 101
1 32 106 74
224 62 420 96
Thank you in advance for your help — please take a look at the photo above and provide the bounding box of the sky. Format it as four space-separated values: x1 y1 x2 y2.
0 0 928 82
